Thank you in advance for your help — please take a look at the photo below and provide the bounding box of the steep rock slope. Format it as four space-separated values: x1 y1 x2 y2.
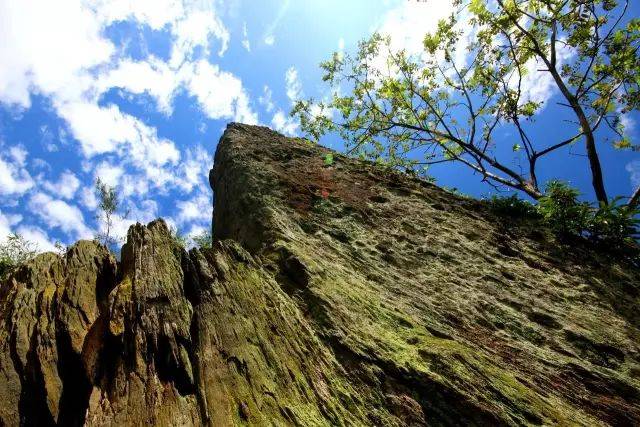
212 123 640 425
0 122 638 426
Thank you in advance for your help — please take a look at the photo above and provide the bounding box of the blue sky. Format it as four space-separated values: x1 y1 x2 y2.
0 0 639 251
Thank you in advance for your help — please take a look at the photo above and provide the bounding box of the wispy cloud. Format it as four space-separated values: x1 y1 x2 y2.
0 0 264 243
263 0 291 47
28 192 92 240
259 85 275 113
626 160 640 189
0 144 34 196
16 225 57 252
242 21 251 52
0 210 22 242
43 170 81 200
285 66 302 103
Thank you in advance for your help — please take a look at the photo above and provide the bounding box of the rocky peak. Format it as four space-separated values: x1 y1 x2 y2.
1 123 639 426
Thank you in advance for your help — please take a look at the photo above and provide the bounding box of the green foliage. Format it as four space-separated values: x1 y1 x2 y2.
293 0 640 205
588 197 640 246
490 182 639 247
54 241 67 256
192 230 213 250
323 153 334 166
487 194 539 218
537 181 592 236
169 226 188 248
94 178 127 252
0 234 38 279
96 178 117 217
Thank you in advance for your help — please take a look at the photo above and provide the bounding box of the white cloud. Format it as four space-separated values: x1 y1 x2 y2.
169 8 230 66
0 0 114 108
184 223 210 248
0 145 34 196
94 0 229 65
96 58 178 114
120 174 150 198
28 192 92 239
515 42 575 107
627 160 640 189
93 0 184 30
272 110 298 136
184 60 258 124
0 210 22 241
94 161 124 187
242 22 251 52
176 146 212 193
57 101 182 175
58 102 135 156
32 158 51 172
263 0 290 47
285 66 302 103
16 225 57 252
9 146 28 166
259 85 275 113
0 0 254 198
40 125 59 152
186 223 208 238
43 170 81 199
378 0 457 57
176 193 211 225
620 112 636 134
79 186 98 210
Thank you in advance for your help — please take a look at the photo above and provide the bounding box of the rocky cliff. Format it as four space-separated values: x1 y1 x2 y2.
1 123 639 426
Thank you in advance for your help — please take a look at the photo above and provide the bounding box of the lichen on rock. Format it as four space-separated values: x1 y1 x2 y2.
0 123 639 426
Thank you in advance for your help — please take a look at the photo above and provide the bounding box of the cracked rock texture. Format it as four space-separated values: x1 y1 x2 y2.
1 122 639 426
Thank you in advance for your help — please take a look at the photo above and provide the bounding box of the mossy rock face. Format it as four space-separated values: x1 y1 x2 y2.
0 123 639 426
212 123 640 425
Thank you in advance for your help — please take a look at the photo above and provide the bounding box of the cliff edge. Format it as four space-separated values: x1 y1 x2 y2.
1 123 638 426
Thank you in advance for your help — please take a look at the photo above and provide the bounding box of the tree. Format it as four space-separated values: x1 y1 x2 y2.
293 0 640 206
94 178 126 250
192 230 213 249
0 234 37 279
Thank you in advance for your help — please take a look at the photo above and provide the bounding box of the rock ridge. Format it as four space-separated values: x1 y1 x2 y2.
0 123 639 426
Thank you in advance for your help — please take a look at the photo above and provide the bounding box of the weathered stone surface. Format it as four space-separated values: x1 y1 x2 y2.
86 219 200 426
0 122 639 426
212 123 640 425
0 241 116 426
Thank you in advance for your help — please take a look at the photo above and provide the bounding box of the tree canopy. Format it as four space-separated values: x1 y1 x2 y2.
94 178 126 251
293 0 640 206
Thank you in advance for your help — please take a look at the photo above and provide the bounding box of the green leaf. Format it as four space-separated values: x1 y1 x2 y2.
613 137 632 150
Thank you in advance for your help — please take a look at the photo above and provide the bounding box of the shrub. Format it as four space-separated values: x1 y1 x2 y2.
169 226 188 248
489 181 640 248
487 194 539 218
536 181 591 237
192 230 213 250
588 197 640 247
0 234 37 279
